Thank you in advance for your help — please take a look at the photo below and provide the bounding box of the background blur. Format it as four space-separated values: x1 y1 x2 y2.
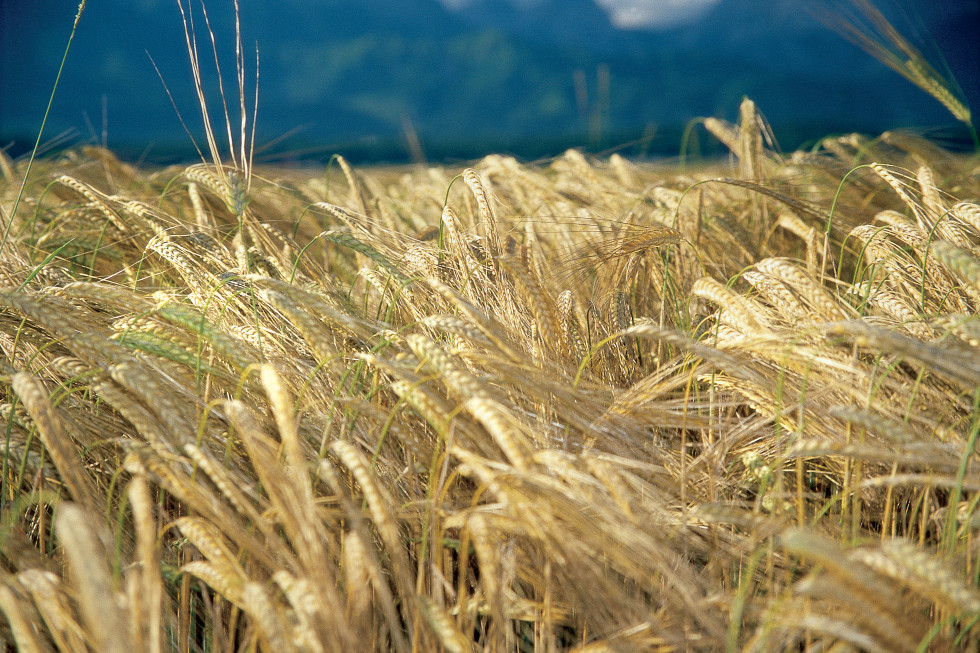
1 0 977 164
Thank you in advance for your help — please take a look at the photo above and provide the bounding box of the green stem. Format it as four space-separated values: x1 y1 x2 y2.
2 2 87 255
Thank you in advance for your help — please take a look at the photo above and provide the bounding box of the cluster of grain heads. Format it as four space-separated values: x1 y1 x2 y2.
765 528 980 652
0 113 979 650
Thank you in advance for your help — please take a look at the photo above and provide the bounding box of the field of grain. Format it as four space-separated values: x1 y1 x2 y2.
0 94 978 651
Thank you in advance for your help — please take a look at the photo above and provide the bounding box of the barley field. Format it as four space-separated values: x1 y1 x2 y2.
1 1 980 650
1 99 979 651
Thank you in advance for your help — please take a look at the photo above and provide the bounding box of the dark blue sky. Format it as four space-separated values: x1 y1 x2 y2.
1 0 976 162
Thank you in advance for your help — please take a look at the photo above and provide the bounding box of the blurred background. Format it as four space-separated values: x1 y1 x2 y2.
1 0 977 164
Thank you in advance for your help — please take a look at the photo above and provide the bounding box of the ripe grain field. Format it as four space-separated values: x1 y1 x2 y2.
0 2 979 652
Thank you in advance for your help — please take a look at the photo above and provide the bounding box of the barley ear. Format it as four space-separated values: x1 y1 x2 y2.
463 168 501 272
932 240 980 292
261 364 313 504
418 594 473 653
128 476 163 653
0 583 45 653
11 373 99 511
55 503 131 653
330 439 418 632
242 582 290 651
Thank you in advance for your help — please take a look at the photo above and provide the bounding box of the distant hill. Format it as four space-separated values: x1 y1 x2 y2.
1 0 975 163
